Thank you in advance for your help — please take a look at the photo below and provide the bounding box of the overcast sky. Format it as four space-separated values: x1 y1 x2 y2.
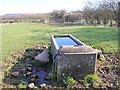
0 0 101 15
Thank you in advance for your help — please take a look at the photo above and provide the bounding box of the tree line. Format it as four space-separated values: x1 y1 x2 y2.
50 0 119 26
83 0 118 26
0 0 119 26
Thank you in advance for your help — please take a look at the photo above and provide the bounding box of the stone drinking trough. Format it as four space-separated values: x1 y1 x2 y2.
51 34 97 80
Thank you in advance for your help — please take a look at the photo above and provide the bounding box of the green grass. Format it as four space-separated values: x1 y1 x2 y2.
84 73 102 87
1 23 118 61
62 76 76 86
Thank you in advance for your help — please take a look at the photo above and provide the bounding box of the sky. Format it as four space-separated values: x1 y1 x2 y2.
0 0 100 15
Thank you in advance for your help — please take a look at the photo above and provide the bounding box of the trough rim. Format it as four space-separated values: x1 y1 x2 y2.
51 34 86 48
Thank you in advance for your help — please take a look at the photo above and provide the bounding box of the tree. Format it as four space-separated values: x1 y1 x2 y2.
118 2 120 27
64 13 80 23
83 2 98 25
100 0 118 24
82 0 119 26
50 9 66 18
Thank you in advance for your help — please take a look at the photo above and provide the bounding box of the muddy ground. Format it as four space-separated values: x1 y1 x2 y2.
1 45 120 89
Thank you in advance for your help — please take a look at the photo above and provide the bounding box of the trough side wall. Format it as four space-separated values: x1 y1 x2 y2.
57 53 97 80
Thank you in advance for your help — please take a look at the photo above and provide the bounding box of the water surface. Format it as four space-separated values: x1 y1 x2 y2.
55 37 78 48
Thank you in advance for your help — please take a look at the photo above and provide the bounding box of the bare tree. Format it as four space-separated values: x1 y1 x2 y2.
83 7 95 25
50 9 66 18
83 2 100 25
64 13 82 23
82 0 119 26
100 0 119 25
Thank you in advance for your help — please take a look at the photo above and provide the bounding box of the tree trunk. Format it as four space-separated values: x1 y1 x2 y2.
97 19 101 25
85 18 88 25
110 19 113 27
103 19 107 27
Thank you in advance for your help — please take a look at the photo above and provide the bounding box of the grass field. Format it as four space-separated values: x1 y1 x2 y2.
1 23 118 61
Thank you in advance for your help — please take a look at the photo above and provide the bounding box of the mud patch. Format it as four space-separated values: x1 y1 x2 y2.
2 45 120 89
2 45 54 88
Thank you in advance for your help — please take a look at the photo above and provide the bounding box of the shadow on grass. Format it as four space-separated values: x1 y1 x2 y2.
2 46 53 88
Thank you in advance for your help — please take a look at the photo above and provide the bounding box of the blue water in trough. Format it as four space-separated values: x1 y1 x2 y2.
55 37 79 48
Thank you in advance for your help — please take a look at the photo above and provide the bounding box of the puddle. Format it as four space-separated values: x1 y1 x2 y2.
32 67 51 87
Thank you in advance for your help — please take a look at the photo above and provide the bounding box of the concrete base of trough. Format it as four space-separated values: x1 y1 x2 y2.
56 46 97 80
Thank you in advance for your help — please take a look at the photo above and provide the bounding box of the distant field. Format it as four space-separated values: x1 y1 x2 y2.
2 23 118 61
